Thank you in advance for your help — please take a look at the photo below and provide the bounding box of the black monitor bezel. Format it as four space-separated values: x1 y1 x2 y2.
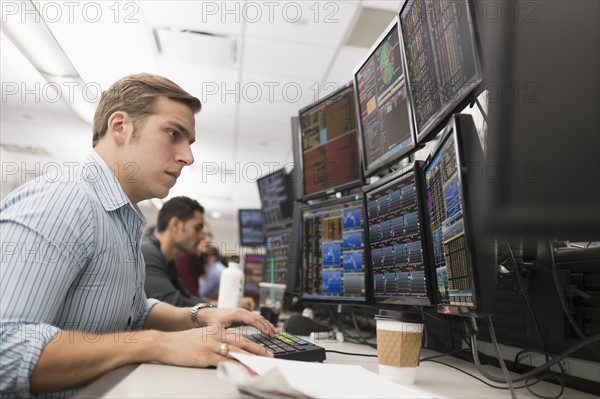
299 194 372 305
363 161 436 307
352 16 418 178
238 209 265 246
257 167 295 232
399 0 483 144
423 114 495 317
297 81 364 201
480 1 600 240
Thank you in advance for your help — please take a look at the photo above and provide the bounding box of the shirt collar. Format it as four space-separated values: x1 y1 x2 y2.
84 150 144 220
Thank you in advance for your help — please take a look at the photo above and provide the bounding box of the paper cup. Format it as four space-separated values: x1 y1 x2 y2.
375 310 424 385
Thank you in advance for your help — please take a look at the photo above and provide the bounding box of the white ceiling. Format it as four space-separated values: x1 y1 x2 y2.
0 0 401 227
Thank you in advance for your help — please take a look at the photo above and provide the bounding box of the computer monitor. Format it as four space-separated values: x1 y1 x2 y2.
353 17 416 177
257 168 295 232
244 254 264 295
263 229 292 286
480 0 600 239
399 0 482 143
364 162 435 306
238 209 264 246
298 82 362 200
299 195 369 304
423 114 495 317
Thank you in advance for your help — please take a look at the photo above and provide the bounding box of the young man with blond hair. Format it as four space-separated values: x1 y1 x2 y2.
0 73 275 398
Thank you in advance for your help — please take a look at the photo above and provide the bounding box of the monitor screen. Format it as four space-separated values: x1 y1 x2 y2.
298 82 362 200
257 168 294 231
364 162 435 306
238 209 264 246
399 0 482 143
300 195 369 303
263 229 292 286
423 114 495 317
244 254 264 294
353 18 415 177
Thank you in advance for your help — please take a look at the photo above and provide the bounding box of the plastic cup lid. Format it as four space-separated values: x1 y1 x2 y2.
258 282 287 289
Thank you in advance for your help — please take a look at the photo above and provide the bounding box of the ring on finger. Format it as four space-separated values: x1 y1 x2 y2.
219 343 229 357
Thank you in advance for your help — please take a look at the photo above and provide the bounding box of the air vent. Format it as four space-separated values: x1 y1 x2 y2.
345 7 397 48
153 28 238 67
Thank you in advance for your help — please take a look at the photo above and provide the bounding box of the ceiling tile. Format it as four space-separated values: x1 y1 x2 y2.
362 1 403 12
141 1 244 36
43 2 157 89
244 2 359 46
243 37 334 80
325 46 369 86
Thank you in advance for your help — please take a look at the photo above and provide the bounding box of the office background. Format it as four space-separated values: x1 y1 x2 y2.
1 0 421 248
1 1 599 396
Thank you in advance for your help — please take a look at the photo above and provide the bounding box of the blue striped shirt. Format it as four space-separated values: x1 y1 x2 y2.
1 151 159 398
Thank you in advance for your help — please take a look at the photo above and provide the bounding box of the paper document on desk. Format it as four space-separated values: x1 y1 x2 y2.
216 352 429 399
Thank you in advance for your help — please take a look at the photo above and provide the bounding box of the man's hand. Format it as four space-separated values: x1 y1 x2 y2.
197 307 277 336
155 326 274 368
241 296 256 311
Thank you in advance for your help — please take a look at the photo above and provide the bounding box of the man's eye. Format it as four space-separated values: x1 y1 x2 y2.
167 130 179 138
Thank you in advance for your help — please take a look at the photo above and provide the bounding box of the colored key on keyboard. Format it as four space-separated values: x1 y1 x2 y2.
246 332 326 362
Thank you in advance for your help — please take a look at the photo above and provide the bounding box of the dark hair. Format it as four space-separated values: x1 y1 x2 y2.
157 196 204 232
203 245 221 263
92 73 202 147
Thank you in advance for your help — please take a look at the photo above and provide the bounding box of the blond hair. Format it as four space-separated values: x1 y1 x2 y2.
92 73 201 147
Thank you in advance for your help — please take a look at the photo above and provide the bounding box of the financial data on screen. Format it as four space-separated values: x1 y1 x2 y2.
301 197 367 303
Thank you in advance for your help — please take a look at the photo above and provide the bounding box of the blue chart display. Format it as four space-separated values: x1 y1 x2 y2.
365 165 432 305
342 207 362 229
425 133 472 308
301 198 367 302
322 270 342 295
322 242 341 267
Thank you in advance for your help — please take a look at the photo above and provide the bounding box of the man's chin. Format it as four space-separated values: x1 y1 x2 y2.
151 187 171 200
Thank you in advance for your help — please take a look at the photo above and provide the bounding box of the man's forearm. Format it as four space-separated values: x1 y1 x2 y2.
144 302 192 331
30 329 165 395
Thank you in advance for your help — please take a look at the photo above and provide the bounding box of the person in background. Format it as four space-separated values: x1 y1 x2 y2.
142 196 208 307
0 73 275 398
176 223 212 296
145 201 255 310
199 245 227 299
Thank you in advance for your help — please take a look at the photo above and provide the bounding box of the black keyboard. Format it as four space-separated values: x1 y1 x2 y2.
246 331 326 362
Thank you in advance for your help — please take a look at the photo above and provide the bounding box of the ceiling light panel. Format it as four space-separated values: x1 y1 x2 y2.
154 28 238 68
41 1 157 89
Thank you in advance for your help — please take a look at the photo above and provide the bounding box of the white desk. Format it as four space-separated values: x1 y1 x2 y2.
75 336 597 399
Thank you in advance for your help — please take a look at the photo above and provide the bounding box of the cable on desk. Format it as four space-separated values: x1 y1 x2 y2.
525 375 565 399
424 359 564 399
350 308 371 347
487 316 516 399
420 348 471 362
325 350 377 358
324 305 377 348
504 238 549 363
469 331 600 391
513 349 558 374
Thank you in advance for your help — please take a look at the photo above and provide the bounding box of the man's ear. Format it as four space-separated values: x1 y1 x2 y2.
106 111 131 145
167 216 182 233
